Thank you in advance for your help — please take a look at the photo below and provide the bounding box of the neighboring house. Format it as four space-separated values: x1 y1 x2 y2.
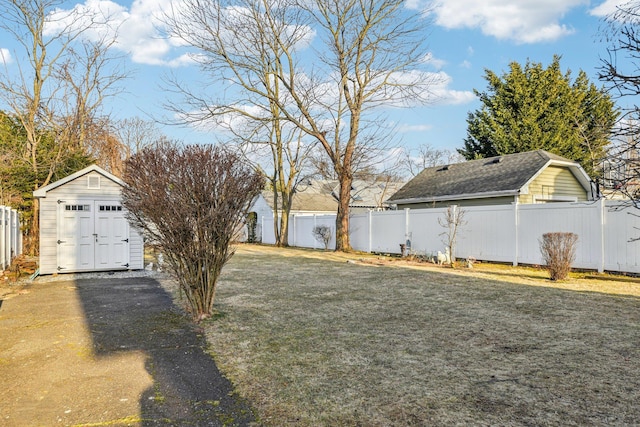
387 150 595 209
248 183 339 241
601 147 640 199
331 180 406 213
33 164 144 275
247 178 404 240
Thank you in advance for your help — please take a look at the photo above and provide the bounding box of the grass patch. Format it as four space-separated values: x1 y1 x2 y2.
203 245 640 426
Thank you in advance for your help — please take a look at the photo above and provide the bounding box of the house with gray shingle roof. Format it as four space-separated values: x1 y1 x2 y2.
387 150 595 209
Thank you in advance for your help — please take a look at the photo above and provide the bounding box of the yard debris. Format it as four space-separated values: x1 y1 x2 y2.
2 255 38 282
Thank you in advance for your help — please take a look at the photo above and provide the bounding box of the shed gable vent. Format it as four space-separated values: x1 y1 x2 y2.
88 175 100 189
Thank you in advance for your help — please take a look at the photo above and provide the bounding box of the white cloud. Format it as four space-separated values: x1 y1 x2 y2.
426 0 588 44
423 52 447 69
398 124 433 133
0 48 12 64
590 0 628 17
427 71 476 105
45 0 192 67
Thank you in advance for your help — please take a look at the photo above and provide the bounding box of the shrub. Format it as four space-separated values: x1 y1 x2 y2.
539 232 578 281
312 225 332 250
122 143 263 321
247 212 258 243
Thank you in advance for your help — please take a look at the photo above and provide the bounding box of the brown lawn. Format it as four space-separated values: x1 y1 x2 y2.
174 244 640 426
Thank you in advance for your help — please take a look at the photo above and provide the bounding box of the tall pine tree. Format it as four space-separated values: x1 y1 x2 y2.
459 56 618 178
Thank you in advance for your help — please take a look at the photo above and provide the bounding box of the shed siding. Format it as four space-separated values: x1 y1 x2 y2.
128 227 144 270
38 196 59 275
37 169 143 275
521 166 588 203
47 171 122 198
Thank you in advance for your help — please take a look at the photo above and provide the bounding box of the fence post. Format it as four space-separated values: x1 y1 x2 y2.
598 197 605 273
1 207 5 270
313 214 317 249
513 202 519 266
292 214 296 247
404 208 410 249
368 210 373 253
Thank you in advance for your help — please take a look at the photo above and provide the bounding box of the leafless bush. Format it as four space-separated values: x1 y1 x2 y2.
122 142 263 321
539 232 578 281
312 225 332 250
438 205 466 267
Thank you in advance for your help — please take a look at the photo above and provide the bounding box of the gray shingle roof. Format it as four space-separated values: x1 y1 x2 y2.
388 150 583 203
261 189 338 212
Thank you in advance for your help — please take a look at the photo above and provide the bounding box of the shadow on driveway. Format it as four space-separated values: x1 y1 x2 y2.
75 276 255 426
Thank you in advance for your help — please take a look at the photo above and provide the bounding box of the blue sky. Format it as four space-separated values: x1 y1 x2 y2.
0 0 631 156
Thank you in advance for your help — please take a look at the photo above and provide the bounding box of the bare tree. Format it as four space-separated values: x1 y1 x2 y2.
163 0 438 251
400 144 463 178
438 205 466 268
0 0 126 253
598 2 640 203
238 123 315 247
122 143 263 321
115 117 164 157
163 0 315 247
56 36 127 151
83 117 165 177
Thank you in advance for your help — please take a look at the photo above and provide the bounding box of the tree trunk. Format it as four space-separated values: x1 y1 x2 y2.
279 210 289 247
28 197 40 256
335 176 352 252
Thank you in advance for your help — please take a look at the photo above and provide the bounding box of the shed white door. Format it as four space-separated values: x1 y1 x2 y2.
57 201 130 272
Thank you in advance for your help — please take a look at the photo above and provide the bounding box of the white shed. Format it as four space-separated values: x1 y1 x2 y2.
33 165 144 275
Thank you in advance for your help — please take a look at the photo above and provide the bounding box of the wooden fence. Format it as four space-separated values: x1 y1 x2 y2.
259 199 640 274
0 205 22 271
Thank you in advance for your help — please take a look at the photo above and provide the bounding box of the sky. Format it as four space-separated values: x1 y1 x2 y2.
0 0 633 157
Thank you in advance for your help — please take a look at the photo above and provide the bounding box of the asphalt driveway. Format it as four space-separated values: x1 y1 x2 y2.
0 276 255 426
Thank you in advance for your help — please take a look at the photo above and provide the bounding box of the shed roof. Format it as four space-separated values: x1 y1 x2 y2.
33 164 123 198
387 150 592 204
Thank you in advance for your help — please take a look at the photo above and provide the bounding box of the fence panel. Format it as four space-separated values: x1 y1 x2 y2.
0 205 22 270
260 215 277 245
454 205 517 263
290 214 337 250
406 208 446 257
350 213 370 252
256 200 640 274
370 210 406 254
603 202 640 273
517 202 602 270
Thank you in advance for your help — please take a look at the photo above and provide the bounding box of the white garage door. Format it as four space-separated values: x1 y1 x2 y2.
57 200 130 272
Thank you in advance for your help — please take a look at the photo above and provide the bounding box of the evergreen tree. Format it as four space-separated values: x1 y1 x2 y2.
0 111 93 246
459 56 618 177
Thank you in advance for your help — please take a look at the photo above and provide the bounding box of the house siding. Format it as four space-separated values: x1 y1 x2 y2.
396 196 517 210
521 166 588 203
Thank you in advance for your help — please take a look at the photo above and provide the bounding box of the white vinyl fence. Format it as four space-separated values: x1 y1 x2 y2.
0 206 22 270
260 199 640 274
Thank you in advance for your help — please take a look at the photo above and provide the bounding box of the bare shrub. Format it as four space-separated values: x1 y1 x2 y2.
122 143 263 321
438 205 466 267
540 232 578 281
312 225 332 250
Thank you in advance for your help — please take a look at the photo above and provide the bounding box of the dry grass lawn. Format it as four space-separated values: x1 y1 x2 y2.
197 244 640 426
